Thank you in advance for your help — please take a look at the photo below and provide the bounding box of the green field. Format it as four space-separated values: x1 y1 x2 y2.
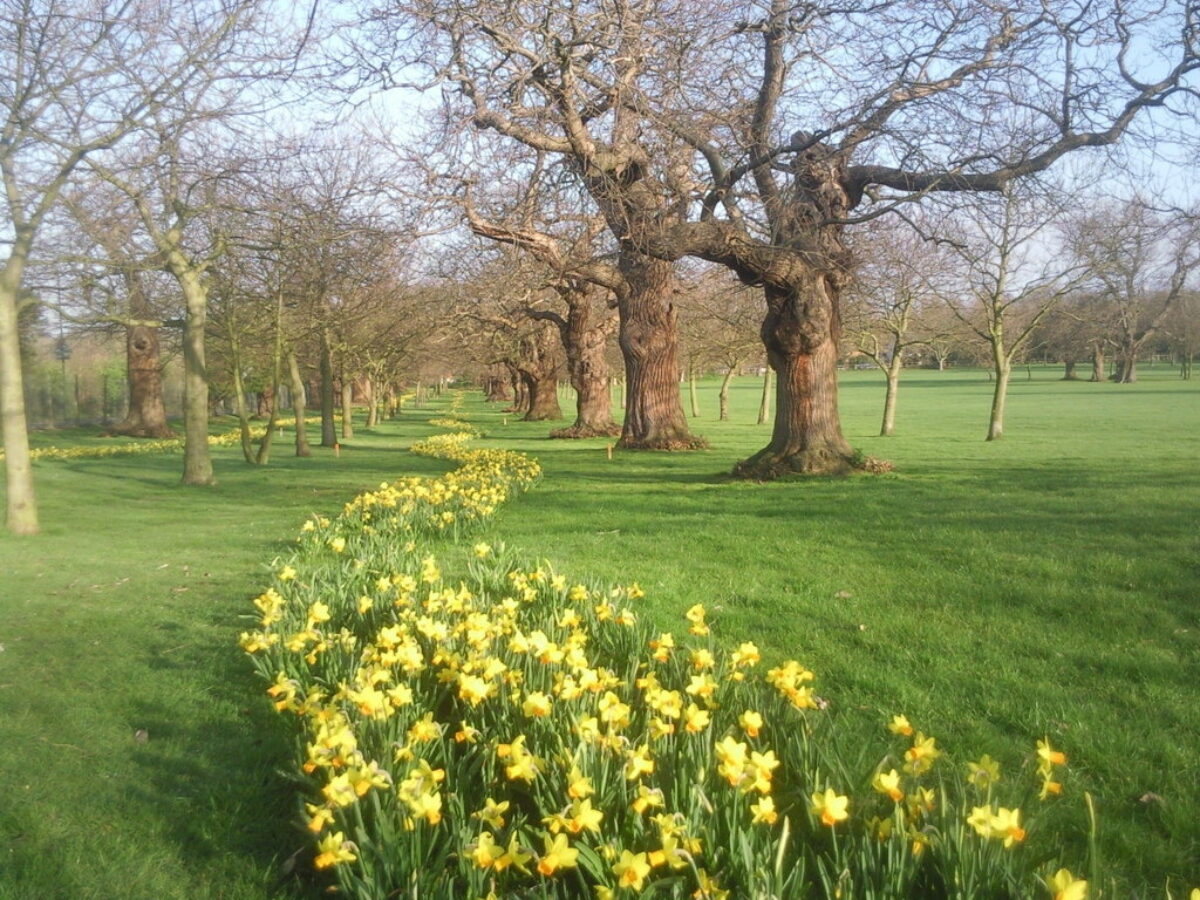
1 366 1197 898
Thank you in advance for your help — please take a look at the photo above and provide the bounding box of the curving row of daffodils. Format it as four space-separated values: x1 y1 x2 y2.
242 398 1096 900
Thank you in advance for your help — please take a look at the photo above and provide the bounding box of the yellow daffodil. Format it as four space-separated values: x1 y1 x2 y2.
750 795 778 825
1047 868 1087 900
966 754 1001 790
538 832 579 876
314 831 357 869
739 710 763 738
613 849 652 891
811 787 850 826
872 768 903 802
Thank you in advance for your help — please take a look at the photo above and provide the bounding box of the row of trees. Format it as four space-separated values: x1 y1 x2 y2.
4 0 1198 534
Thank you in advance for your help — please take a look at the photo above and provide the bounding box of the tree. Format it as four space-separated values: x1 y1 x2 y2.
1069 200 1200 383
676 272 760 421
360 1 708 449
462 182 622 437
376 0 1198 474
1 0 267 532
624 0 1197 474
844 223 953 436
940 191 1084 440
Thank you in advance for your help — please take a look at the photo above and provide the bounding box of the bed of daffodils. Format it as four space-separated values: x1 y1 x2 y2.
241 399 1103 899
1 421 293 463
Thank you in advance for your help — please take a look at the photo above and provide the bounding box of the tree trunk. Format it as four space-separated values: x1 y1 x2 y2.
987 352 1011 441
114 324 172 438
757 364 771 426
688 362 701 418
256 387 275 418
1113 348 1138 383
881 357 902 437
340 377 354 440
1090 345 1105 382
286 349 311 457
485 374 511 402
520 369 562 421
179 272 214 485
616 252 701 449
112 268 172 439
0 273 38 534
550 299 620 439
1062 359 1078 381
718 367 735 421
365 377 377 428
255 304 284 466
737 302 853 477
319 331 336 446
227 329 256 465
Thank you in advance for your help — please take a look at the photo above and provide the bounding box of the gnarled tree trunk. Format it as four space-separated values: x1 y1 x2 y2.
735 273 854 477
616 252 700 449
544 290 620 439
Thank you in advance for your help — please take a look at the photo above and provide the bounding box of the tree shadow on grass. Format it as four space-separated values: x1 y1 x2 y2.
125 641 323 899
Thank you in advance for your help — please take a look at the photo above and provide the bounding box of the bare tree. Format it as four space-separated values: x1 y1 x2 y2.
462 180 622 437
844 223 954 436
1 0 271 532
677 272 761 421
940 191 1085 440
1069 200 1200 382
357 1 710 448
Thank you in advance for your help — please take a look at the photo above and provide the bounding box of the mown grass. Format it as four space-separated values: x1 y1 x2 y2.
1 367 1198 897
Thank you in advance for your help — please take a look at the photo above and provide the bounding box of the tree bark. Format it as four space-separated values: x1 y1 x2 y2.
485 373 512 402
319 330 336 446
688 363 700 418
1062 359 1078 380
112 267 171 438
616 252 701 449
1113 349 1138 383
718 367 735 421
340 377 354 440
987 353 1011 441
286 349 311 457
114 323 172 438
364 377 377 428
178 271 214 485
757 364 771 425
1090 344 1105 382
519 369 562 420
256 387 275 418
227 327 256 464
545 294 621 439
881 362 901 437
0 272 38 534
738 316 852 476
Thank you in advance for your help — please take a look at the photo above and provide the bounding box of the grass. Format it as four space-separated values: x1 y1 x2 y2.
1 366 1198 897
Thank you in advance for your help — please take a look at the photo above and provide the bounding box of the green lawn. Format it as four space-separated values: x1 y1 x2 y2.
1 367 1198 897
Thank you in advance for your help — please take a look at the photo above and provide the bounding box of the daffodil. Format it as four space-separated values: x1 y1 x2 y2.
1047 868 1087 900
811 787 849 826
613 850 652 891
473 797 510 829
471 831 504 869
966 754 1001 790
314 831 357 869
739 710 763 738
750 795 778 825
872 768 903 802
537 833 579 876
